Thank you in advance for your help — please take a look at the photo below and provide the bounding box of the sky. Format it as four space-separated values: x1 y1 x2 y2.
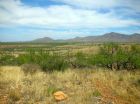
0 0 140 42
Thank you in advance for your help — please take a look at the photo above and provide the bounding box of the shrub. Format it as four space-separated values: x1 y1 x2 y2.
18 50 68 72
71 52 89 68
0 54 17 65
9 89 21 102
21 63 41 75
130 45 140 69
17 50 37 65
90 43 140 70
40 54 68 72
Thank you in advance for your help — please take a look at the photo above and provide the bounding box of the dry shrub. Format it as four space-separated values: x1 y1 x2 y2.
21 63 41 75
9 89 21 102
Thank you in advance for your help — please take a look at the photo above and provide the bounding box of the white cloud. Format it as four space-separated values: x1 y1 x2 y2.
52 0 140 11
0 0 139 29
52 0 117 9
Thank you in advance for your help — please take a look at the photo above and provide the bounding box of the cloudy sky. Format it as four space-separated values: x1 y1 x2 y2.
0 0 140 42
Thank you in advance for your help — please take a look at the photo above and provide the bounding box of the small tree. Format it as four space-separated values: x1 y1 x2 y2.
92 43 140 70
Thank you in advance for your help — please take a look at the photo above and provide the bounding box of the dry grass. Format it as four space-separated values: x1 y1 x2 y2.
0 66 140 104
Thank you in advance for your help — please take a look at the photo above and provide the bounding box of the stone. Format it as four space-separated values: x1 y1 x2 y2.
53 91 68 101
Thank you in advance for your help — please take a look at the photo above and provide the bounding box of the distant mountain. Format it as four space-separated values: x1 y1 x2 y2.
32 37 54 43
32 32 140 43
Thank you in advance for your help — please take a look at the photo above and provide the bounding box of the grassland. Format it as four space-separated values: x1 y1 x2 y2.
0 66 140 104
0 42 140 104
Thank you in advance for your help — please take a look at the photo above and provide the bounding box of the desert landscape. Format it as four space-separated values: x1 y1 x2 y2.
0 42 140 104
0 0 140 104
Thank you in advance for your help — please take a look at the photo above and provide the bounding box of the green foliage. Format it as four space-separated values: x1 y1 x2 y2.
40 53 68 72
47 86 58 96
71 52 90 68
90 43 140 70
0 53 17 65
128 46 140 69
0 43 140 71
17 50 68 72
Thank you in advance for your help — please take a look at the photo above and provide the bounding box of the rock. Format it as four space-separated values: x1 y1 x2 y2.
53 91 68 101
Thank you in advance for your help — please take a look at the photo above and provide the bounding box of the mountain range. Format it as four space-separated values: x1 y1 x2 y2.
32 32 140 43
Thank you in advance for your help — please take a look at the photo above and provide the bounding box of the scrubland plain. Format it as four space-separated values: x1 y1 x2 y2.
0 43 140 104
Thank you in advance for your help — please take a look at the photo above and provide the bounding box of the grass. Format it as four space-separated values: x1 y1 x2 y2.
0 66 140 104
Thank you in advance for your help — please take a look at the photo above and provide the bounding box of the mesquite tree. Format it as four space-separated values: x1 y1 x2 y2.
92 43 140 70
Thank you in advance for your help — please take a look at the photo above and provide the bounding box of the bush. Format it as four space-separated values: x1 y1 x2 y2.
9 89 21 102
18 50 68 72
21 63 41 75
40 54 68 72
70 52 90 68
90 43 140 70
128 46 140 69
17 50 37 65
0 54 17 65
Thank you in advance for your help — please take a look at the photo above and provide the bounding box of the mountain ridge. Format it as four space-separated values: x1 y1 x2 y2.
32 32 140 43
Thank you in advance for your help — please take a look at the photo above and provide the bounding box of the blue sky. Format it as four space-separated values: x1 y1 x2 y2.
0 0 140 42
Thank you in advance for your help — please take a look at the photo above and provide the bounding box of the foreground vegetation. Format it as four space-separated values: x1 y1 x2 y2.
0 43 140 104
0 66 140 104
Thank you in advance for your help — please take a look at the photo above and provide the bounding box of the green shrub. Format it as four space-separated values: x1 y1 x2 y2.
18 50 68 72
129 51 140 69
17 50 37 65
0 54 17 65
89 43 140 70
40 53 68 72
71 52 90 68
